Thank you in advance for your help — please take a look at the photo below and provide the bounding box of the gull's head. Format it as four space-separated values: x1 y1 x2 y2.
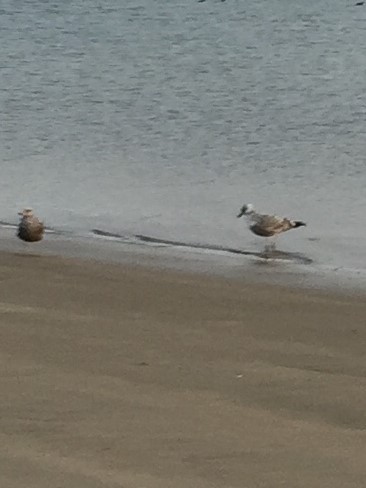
237 203 254 218
18 208 34 218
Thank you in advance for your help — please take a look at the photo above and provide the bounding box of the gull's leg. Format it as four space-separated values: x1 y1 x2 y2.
270 236 277 251
264 239 271 253
264 236 277 254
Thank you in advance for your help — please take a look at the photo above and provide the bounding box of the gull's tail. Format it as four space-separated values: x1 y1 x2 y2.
292 221 306 228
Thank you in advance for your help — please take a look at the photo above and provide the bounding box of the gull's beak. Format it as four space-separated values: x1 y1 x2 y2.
237 210 244 218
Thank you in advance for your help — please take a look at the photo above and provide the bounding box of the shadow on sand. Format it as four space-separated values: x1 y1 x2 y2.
92 230 313 266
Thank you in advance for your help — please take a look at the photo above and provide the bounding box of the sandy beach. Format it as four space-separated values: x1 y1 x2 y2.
0 250 366 487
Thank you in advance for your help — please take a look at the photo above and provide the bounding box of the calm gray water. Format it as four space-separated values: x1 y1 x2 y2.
1 0 366 276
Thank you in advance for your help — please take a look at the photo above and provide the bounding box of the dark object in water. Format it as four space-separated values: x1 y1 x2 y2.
17 208 45 242
355 1 364 5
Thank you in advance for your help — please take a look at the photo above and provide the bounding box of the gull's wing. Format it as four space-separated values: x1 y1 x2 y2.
252 214 295 234
18 216 44 242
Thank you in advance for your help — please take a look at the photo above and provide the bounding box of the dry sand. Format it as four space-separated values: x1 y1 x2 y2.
0 251 365 487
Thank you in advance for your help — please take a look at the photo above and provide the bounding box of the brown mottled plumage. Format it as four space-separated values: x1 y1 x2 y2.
237 203 306 250
17 208 45 242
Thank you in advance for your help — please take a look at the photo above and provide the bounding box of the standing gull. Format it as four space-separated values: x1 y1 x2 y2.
237 203 306 251
17 208 45 243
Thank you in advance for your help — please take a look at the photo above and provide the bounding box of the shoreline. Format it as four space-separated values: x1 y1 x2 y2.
1 224 365 294
0 249 365 486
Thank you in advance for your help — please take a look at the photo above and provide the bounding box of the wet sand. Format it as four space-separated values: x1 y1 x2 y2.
0 251 365 487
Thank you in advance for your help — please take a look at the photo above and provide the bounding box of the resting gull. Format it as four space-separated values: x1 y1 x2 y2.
17 208 45 243
237 203 306 251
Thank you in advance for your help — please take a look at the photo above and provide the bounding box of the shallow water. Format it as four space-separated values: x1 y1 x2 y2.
0 0 365 281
